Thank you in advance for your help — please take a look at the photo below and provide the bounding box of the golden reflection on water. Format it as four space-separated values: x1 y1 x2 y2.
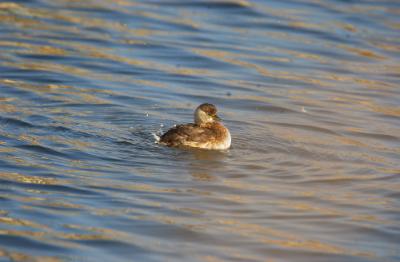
215 218 375 258
0 216 49 229
0 0 399 261
0 248 61 262
0 172 60 185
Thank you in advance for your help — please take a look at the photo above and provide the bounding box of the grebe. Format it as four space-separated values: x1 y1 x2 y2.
160 103 231 150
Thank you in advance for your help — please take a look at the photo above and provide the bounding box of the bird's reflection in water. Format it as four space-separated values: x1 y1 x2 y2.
183 148 229 182
191 172 216 182
190 148 228 161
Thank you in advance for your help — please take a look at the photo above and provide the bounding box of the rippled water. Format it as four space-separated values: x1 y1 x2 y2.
0 0 399 261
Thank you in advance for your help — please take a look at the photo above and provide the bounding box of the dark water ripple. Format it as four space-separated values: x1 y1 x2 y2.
0 0 399 261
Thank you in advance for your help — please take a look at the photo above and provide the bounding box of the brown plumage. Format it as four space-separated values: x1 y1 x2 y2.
159 104 231 150
198 103 217 117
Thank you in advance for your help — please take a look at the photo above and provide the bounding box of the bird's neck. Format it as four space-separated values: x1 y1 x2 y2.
198 122 220 128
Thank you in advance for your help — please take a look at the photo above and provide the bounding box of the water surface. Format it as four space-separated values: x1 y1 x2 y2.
0 0 399 261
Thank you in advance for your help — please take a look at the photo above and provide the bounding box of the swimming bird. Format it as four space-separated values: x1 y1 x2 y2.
159 103 231 150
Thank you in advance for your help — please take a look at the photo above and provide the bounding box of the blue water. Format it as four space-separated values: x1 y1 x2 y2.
0 0 399 261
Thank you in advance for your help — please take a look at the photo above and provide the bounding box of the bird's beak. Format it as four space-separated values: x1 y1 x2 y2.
213 114 221 121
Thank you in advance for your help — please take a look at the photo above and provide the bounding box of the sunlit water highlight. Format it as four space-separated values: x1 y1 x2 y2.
0 0 399 261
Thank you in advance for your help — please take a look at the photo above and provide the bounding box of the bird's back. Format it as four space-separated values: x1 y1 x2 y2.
160 122 230 150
